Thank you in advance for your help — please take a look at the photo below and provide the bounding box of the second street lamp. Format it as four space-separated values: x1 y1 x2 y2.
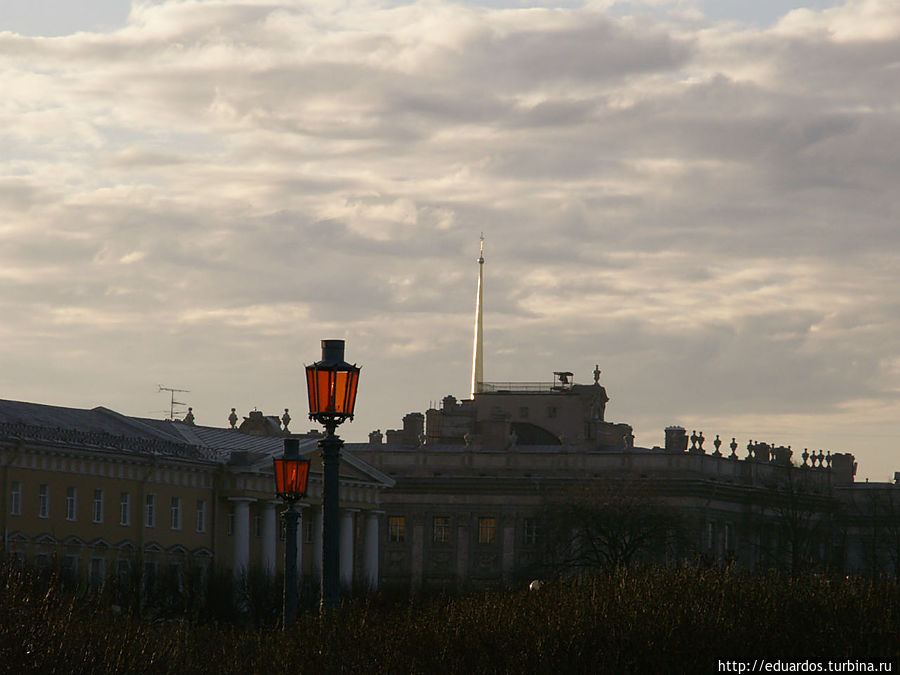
305 339 360 611
273 437 310 628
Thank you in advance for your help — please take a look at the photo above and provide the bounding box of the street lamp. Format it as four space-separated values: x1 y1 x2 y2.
305 339 360 611
273 437 310 628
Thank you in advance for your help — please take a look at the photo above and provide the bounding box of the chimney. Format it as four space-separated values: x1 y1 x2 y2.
830 453 857 485
665 426 688 453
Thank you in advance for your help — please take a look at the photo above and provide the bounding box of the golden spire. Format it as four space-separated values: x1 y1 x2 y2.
471 233 484 398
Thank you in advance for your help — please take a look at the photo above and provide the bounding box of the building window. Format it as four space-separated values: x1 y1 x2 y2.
120 492 130 526
145 494 156 528
478 517 496 544
170 497 182 530
116 559 131 586
35 554 52 572
62 554 79 582
89 558 106 590
39 485 49 519
169 562 185 593
66 487 78 521
196 500 207 533
547 406 557 419
92 489 104 524
523 518 541 546
10 481 21 516
433 516 450 544
388 516 406 543
226 509 234 536
143 561 157 596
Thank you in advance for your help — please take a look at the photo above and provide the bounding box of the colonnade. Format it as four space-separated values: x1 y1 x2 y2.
227 498 381 589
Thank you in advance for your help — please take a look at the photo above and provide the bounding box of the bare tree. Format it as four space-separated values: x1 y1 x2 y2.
541 480 687 572
761 467 837 576
847 486 900 578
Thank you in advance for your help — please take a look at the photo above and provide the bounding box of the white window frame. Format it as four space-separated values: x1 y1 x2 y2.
196 499 206 533
524 518 540 546
92 489 104 523
62 554 79 577
170 496 182 530
433 516 450 544
39 484 49 519
478 516 496 545
120 492 130 526
89 557 106 590
388 516 406 543
66 487 78 522
145 493 156 528
10 481 22 516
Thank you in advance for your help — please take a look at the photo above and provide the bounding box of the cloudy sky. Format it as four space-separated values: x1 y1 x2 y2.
2 0 898 480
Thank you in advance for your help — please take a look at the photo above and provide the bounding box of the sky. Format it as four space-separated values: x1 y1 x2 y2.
2 0 898 481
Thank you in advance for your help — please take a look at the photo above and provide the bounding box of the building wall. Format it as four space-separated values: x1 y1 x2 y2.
2 439 388 593
352 438 898 587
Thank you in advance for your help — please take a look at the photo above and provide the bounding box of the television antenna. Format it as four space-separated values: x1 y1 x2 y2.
158 385 190 421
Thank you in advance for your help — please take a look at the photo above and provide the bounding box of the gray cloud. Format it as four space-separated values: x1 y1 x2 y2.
1 0 899 479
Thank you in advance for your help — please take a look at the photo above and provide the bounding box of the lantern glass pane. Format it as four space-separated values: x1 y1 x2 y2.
346 369 359 415
274 459 286 493
317 369 334 412
332 371 349 414
287 460 309 494
305 367 317 414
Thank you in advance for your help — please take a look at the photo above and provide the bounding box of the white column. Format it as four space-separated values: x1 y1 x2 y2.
312 506 323 578
364 511 381 591
340 510 356 587
260 501 278 578
229 498 254 579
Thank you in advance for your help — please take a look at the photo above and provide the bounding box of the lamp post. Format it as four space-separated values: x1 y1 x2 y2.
273 437 310 628
305 339 360 612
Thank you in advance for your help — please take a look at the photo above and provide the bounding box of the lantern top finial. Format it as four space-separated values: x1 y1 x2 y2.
319 339 347 365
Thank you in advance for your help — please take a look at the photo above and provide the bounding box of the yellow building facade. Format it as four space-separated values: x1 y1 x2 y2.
0 401 392 592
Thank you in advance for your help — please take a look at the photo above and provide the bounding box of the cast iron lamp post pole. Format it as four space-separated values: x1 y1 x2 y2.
305 339 360 613
283 500 300 625
319 422 342 610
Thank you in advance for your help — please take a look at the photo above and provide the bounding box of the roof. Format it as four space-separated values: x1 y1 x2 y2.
0 398 394 486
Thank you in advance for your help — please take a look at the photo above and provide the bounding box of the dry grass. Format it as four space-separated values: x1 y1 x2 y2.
1 564 898 674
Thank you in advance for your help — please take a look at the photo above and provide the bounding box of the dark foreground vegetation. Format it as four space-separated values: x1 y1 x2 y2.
1 563 898 674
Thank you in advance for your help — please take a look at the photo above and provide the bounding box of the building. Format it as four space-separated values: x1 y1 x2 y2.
348 242 900 591
0 400 393 593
